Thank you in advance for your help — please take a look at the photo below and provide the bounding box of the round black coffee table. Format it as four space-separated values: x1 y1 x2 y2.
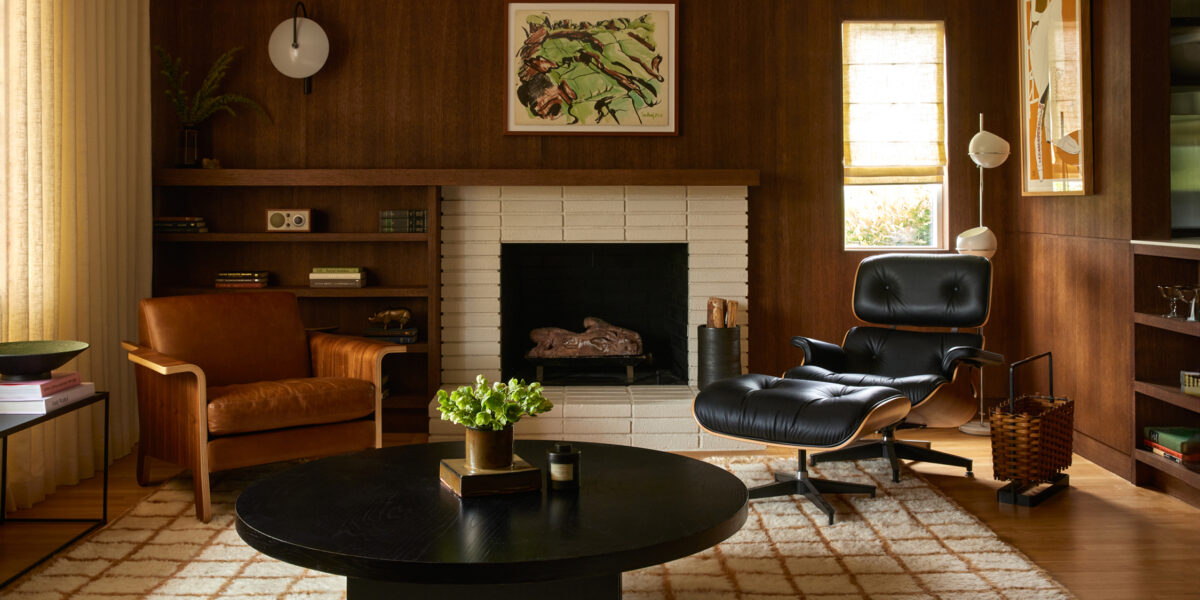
235 440 747 600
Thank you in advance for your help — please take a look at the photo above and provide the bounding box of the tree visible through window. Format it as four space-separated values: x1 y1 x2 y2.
843 22 947 249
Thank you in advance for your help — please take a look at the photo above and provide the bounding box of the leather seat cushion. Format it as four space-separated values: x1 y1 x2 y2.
784 365 945 407
694 374 906 448
207 377 375 436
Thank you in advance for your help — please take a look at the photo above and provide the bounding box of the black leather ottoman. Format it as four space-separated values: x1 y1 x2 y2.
693 374 910 524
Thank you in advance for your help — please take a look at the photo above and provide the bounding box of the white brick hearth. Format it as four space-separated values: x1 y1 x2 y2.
434 185 761 451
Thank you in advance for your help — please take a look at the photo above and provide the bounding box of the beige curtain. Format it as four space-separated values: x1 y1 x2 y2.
1 0 151 511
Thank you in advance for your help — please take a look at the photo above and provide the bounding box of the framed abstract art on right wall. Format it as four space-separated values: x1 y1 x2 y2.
1019 0 1092 195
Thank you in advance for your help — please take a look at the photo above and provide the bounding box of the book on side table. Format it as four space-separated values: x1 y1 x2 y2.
0 372 81 399
0 381 95 414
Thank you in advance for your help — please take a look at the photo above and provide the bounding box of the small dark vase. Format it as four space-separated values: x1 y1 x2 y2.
178 126 199 167
464 425 514 470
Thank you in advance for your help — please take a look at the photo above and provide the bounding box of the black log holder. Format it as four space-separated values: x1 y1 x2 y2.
698 325 741 390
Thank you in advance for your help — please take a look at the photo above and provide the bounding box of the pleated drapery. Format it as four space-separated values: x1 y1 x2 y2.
1 0 151 511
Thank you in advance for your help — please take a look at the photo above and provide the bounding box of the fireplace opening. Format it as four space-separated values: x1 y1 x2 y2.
501 243 688 385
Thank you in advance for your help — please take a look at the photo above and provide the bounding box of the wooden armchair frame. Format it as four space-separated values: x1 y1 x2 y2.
123 332 408 522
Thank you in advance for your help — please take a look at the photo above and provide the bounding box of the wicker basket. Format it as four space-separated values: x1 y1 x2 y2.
991 394 1074 483
990 352 1074 485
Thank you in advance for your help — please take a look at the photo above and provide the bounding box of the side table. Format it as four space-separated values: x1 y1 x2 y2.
0 392 109 588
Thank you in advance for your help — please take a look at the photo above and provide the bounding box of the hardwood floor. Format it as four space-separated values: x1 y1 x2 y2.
2 430 1198 598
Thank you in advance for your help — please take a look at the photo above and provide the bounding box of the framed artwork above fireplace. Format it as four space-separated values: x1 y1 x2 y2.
506 2 678 135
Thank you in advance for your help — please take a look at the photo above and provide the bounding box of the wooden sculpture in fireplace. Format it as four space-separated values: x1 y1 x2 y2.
526 317 648 383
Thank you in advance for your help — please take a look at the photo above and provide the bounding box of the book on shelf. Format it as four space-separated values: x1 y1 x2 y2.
1144 426 1200 455
153 216 205 222
1144 439 1200 463
362 327 417 344
217 270 270 278
308 272 366 280
0 372 82 400
215 281 269 288
379 209 427 233
215 276 269 283
309 280 365 288
312 267 365 274
363 335 418 344
363 327 417 337
379 209 427 218
1144 443 1200 470
155 226 209 233
0 382 96 414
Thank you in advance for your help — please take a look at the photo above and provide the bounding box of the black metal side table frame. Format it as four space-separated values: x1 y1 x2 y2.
0 392 109 588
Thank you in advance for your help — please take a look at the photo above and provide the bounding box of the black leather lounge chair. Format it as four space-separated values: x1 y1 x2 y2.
786 253 1004 482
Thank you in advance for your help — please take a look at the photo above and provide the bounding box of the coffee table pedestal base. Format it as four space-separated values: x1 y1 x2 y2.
348 573 621 600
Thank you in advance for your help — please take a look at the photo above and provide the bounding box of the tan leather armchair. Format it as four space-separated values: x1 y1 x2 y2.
123 292 406 521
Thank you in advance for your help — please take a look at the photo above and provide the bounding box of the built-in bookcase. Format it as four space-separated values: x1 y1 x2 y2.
1131 240 1200 507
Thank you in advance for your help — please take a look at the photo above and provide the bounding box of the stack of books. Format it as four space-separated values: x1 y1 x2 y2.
380 209 426 233
362 327 418 344
216 270 269 288
310 267 366 288
153 216 208 233
0 372 96 414
1144 426 1200 469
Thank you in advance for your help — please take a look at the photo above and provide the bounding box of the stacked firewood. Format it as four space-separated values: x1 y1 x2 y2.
706 297 739 328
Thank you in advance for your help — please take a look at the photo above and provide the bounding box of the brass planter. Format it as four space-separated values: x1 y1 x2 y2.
464 426 514 470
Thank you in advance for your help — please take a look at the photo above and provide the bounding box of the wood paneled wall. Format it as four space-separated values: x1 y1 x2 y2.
1007 1 1170 478
151 0 1019 380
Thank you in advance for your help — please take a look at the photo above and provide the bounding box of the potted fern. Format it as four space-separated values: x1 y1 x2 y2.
155 46 264 167
436 375 553 470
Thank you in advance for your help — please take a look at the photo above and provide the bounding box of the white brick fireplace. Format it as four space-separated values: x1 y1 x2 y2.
429 185 761 451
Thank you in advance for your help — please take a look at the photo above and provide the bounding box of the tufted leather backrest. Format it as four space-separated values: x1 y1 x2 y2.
853 254 991 327
138 292 312 387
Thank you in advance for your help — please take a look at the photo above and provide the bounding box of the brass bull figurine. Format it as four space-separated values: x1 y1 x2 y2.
368 308 411 329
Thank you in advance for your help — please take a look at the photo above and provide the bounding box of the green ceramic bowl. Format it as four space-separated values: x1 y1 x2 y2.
0 340 89 381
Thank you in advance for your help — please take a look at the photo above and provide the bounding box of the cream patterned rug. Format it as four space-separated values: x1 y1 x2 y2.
4 456 1073 600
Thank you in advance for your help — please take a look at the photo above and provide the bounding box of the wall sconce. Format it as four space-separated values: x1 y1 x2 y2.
268 2 329 94
956 113 1010 259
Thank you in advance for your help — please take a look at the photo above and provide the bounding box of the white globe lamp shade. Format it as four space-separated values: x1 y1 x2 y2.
956 226 997 259
268 17 329 79
968 130 1010 169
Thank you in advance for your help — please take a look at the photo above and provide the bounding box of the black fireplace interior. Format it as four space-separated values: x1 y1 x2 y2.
501 243 688 385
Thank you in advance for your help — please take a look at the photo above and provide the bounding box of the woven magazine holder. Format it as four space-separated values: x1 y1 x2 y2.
989 352 1073 505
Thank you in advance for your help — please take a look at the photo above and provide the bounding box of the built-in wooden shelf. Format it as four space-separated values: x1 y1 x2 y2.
1133 380 1200 412
154 233 427 243
1132 238 1200 259
153 168 761 187
1133 449 1200 488
158 285 432 298
1133 312 1200 336
1131 240 1200 507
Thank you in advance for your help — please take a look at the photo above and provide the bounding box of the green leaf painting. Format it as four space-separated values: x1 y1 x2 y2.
510 4 674 132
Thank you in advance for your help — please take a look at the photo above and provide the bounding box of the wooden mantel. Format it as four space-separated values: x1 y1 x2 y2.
153 168 761 187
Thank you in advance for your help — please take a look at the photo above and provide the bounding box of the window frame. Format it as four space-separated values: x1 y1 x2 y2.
840 19 950 253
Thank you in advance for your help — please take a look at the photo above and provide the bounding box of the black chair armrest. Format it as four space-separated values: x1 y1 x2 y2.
791 336 847 371
941 346 1005 375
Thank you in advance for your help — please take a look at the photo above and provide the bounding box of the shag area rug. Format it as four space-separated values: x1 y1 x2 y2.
4 456 1073 600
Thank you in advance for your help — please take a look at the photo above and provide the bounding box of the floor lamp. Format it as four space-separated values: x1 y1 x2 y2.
957 113 1008 436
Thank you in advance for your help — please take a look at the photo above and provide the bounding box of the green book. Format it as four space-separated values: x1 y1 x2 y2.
311 267 365 273
1144 426 1200 454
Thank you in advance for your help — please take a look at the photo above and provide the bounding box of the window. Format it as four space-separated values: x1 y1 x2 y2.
842 21 947 249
